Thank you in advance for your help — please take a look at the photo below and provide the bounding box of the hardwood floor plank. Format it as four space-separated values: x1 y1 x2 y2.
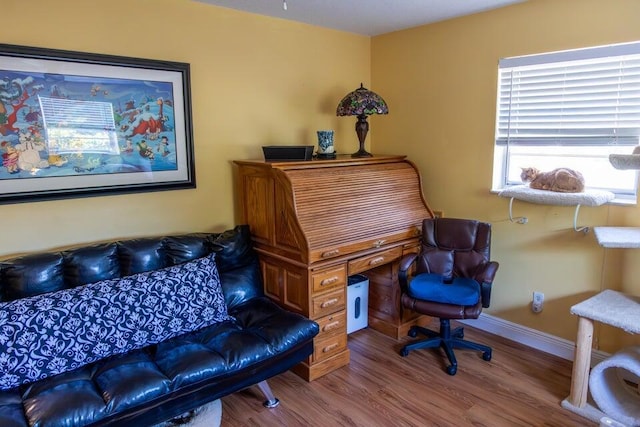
221 322 596 426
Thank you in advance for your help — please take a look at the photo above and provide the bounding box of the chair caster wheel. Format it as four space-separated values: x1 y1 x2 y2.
446 365 457 376
400 348 409 357
408 328 418 338
482 351 492 361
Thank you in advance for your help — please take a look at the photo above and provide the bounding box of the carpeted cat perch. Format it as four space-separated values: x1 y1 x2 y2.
561 291 640 427
498 185 615 232
594 227 640 249
589 347 640 427
498 185 615 206
610 154 640 170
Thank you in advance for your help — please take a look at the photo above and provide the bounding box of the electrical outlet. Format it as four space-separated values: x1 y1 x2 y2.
532 291 544 313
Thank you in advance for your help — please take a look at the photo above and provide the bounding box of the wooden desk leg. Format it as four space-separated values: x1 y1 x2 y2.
568 316 594 408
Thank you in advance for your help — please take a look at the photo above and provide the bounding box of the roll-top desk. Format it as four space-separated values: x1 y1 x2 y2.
233 155 434 380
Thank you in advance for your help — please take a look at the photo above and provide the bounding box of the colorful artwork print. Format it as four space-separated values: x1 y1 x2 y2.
0 70 179 180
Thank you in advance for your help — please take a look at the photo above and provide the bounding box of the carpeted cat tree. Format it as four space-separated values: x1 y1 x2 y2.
609 145 640 170
561 291 640 427
589 346 640 426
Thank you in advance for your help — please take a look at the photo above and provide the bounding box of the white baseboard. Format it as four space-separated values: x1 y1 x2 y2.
459 313 609 366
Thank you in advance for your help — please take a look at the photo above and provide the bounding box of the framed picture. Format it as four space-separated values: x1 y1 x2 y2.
0 43 195 204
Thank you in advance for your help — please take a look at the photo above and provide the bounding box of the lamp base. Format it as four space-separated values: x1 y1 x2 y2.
352 114 373 158
351 149 373 158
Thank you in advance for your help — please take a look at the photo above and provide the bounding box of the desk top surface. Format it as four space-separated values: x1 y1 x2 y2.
571 290 640 334
233 154 406 170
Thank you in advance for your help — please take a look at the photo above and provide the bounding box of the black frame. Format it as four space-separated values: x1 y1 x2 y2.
0 43 195 204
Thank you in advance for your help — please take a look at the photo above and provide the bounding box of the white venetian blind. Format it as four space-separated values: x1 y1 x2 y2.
39 96 119 155
496 41 640 147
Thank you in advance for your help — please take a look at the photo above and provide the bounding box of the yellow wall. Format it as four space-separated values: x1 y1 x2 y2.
3 0 640 353
372 0 640 351
0 0 369 256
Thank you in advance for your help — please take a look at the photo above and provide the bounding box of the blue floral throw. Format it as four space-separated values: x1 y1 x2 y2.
0 253 233 390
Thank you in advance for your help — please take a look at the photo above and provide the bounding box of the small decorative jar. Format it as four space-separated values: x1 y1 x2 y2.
316 130 336 159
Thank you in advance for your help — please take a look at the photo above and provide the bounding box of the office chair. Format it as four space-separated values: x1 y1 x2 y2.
399 217 499 375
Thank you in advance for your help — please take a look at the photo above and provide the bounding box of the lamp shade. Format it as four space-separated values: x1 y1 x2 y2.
336 83 389 158
336 83 389 117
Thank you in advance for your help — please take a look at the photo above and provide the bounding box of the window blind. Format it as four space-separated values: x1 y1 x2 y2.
496 41 640 147
39 96 119 155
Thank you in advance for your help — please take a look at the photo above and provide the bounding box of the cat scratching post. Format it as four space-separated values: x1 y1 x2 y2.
498 185 615 233
562 290 640 426
589 346 640 426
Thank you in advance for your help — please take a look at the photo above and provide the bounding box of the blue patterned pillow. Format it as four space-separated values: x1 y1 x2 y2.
0 253 233 390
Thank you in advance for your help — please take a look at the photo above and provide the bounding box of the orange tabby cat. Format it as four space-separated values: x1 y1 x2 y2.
520 167 585 193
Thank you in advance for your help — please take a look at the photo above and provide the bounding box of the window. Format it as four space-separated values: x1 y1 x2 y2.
39 96 119 156
493 41 640 203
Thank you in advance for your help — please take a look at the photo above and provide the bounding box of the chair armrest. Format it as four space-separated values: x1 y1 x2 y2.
475 261 499 308
398 253 418 291
474 261 499 284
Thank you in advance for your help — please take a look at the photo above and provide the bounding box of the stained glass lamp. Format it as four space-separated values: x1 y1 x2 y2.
336 83 389 158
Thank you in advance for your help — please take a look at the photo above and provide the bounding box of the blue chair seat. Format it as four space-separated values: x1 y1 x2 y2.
407 273 480 306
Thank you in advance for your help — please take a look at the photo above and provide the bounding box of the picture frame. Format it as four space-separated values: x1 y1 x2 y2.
0 43 195 204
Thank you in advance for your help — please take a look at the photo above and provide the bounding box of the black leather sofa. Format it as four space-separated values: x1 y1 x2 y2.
0 225 319 426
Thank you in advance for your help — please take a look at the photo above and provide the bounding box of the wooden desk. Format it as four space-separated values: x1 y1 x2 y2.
233 155 433 380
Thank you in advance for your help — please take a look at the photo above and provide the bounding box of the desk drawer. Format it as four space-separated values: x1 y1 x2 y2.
348 246 403 275
311 288 345 318
316 311 346 338
311 265 347 294
313 333 347 362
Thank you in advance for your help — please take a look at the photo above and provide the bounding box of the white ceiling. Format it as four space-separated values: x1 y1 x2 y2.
194 0 526 36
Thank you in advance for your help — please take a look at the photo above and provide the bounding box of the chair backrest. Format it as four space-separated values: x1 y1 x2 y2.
416 217 492 281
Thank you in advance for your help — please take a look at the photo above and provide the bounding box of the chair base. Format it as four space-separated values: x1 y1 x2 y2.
400 318 492 375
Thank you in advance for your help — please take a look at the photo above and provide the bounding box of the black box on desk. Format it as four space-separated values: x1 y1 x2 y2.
262 146 314 161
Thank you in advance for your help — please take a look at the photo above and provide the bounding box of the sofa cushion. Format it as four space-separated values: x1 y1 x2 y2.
408 273 480 306
63 243 120 287
210 225 255 273
0 252 66 301
164 234 212 266
93 351 172 413
117 238 166 276
154 297 320 389
0 253 233 390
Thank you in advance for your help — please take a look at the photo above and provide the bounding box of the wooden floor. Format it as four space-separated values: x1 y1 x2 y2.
221 321 595 426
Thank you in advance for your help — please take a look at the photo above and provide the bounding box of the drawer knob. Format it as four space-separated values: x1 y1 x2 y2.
321 298 339 308
322 321 340 332
369 256 385 266
322 343 339 353
320 276 339 286
321 249 340 258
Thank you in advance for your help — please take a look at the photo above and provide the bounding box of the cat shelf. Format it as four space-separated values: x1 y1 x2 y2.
498 185 616 233
593 227 640 248
609 154 640 170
